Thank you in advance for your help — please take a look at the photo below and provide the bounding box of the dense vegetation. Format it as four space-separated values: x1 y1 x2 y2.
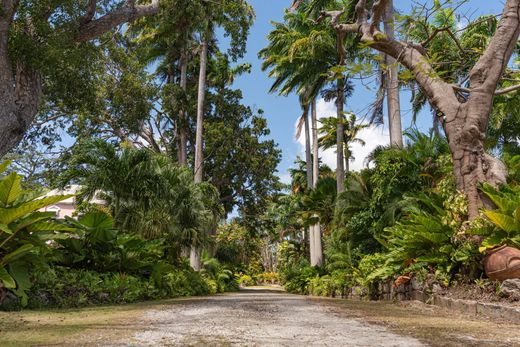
2 0 520 312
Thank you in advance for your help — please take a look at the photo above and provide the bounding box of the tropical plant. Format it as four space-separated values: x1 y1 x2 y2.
318 113 368 172
54 211 165 274
0 162 73 305
469 184 520 252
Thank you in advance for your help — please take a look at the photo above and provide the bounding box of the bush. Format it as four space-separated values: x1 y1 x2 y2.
25 267 156 309
280 261 322 294
255 272 279 284
238 274 256 286
2 263 216 310
309 270 352 297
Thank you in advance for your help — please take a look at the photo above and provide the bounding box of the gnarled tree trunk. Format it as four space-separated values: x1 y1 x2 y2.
0 0 161 158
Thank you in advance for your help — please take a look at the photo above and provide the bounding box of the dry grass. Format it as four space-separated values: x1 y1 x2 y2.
0 301 164 346
313 298 520 347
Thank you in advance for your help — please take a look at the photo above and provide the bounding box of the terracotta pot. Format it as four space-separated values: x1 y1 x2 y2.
483 245 520 281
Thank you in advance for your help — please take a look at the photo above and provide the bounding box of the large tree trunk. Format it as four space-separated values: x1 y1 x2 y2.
336 78 345 193
0 1 161 158
303 105 315 265
310 99 323 267
0 17 42 158
178 50 188 166
445 100 507 220
190 39 209 271
383 0 403 147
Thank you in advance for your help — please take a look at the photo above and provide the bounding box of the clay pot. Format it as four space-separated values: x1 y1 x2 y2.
483 245 520 281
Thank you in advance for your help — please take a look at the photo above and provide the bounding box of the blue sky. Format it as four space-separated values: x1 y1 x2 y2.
229 0 502 183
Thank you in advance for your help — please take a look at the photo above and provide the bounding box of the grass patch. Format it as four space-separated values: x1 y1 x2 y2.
0 300 165 346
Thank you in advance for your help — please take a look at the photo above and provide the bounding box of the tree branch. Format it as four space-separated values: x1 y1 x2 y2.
76 0 161 42
496 83 520 95
455 82 520 95
370 0 388 32
469 0 520 92
81 0 98 24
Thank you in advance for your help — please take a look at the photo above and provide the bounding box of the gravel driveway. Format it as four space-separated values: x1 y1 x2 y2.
128 288 424 346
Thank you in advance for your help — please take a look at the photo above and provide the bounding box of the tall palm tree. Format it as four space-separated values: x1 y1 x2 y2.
318 113 368 172
260 8 337 266
383 0 403 147
191 0 255 270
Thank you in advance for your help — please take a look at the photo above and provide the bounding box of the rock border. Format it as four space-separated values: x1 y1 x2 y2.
339 279 520 323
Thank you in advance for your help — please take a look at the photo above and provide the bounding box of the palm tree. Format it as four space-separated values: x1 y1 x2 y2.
191 0 255 270
383 0 403 147
60 140 222 258
260 8 337 266
318 113 368 172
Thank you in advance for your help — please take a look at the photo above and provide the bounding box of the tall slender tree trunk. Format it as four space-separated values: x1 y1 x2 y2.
310 99 323 267
344 148 350 174
336 78 345 193
383 0 403 147
303 104 315 265
190 39 209 271
303 106 313 189
178 50 188 166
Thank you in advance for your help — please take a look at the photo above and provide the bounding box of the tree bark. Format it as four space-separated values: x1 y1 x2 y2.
189 246 202 272
191 38 209 271
336 78 345 193
194 41 207 184
0 1 162 158
304 105 313 189
310 99 323 267
178 50 188 166
383 0 403 147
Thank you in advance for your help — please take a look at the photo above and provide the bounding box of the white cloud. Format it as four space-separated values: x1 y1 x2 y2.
278 172 292 185
294 98 389 172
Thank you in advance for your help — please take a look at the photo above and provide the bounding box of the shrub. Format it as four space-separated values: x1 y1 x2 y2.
238 274 256 286
280 261 322 294
255 272 279 284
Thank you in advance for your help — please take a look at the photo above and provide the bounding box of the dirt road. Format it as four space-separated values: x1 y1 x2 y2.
4 287 520 346
129 287 423 346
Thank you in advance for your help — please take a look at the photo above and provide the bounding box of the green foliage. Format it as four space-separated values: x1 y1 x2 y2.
309 270 352 297
0 162 73 305
468 184 520 252
370 190 476 285
53 211 165 275
25 264 213 310
238 274 256 286
201 256 238 293
61 141 222 251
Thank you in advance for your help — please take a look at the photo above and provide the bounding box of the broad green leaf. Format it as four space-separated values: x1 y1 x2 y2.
0 266 15 288
1 244 34 265
514 208 520 228
481 232 507 251
10 212 59 233
0 223 12 234
0 195 72 225
484 210 517 233
26 221 75 233
0 172 22 207
9 262 31 307
78 212 114 229
0 161 11 175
